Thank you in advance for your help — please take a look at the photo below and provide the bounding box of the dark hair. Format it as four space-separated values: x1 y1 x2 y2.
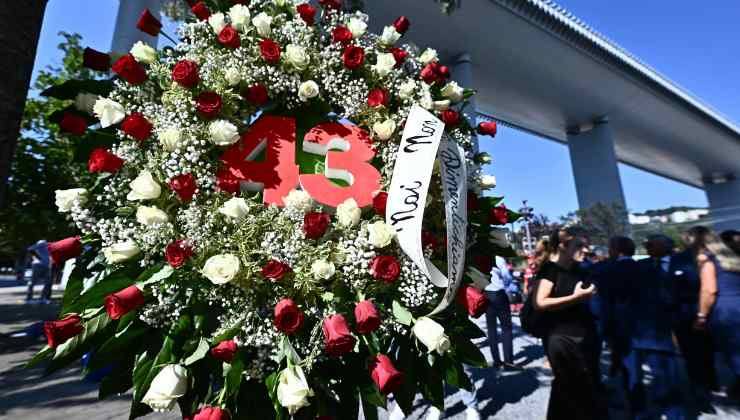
547 229 561 254
609 236 635 256
685 226 740 272
720 230 740 255
563 237 587 259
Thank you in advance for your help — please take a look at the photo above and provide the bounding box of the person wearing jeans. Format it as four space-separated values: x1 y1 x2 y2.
486 256 516 368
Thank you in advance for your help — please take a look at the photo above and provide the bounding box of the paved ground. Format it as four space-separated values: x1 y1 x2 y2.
1 276 739 419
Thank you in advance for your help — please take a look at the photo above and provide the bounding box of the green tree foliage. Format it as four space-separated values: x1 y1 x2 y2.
561 202 630 246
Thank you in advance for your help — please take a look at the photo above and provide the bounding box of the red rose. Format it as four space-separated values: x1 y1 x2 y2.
467 191 479 211
372 191 387 216
323 314 356 356
195 91 222 119
342 45 365 70
456 284 488 318
88 148 124 173
319 0 342 10
477 121 497 137
262 259 292 281
44 315 83 348
274 298 304 335
259 39 281 64
48 236 82 265
421 230 440 251
172 60 200 88
303 211 331 239
136 8 162 36
440 109 460 126
369 354 403 395
169 173 197 202
367 88 389 108
437 65 451 79
489 204 508 225
59 112 87 135
121 112 153 141
216 168 240 194
392 16 410 34
473 254 493 274
104 285 146 320
210 340 238 363
370 255 401 283
354 300 381 334
194 406 230 420
390 47 408 66
112 54 147 85
296 3 316 25
243 84 269 106
190 1 211 20
82 47 110 71
165 240 194 268
420 62 448 85
332 26 352 43
218 25 240 49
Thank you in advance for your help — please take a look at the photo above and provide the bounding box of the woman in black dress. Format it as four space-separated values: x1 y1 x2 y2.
535 237 602 420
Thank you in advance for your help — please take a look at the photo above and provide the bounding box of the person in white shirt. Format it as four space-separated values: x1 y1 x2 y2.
486 256 518 369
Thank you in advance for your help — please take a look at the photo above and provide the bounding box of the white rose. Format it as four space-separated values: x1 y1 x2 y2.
372 119 396 141
202 254 240 284
228 4 251 32
93 97 125 128
127 170 161 201
298 80 319 102
158 128 182 151
224 68 241 86
74 92 98 114
285 44 309 71
367 221 396 248
130 41 157 64
380 26 401 45
479 174 497 190
208 12 227 34
103 241 141 264
311 259 336 280
55 188 87 213
419 86 434 110
252 12 273 37
372 53 396 78
276 365 314 415
412 317 451 355
283 189 313 212
419 48 438 64
440 81 464 103
208 120 240 146
218 197 249 220
347 17 367 38
336 198 361 228
136 205 169 226
142 364 188 412
398 80 417 99
432 100 450 111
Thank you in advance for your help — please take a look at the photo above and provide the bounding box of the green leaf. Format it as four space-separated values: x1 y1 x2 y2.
441 356 472 391
451 336 487 368
418 356 444 410
212 321 244 343
392 300 413 326
64 268 139 314
99 360 135 399
265 371 288 420
358 379 386 407
86 320 148 373
394 339 417 415
25 345 53 369
223 358 245 398
140 264 174 285
455 317 486 340
46 312 113 374
41 78 114 100
183 338 210 366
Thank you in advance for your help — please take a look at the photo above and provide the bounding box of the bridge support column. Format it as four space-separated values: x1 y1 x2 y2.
451 53 479 152
111 0 161 53
705 177 740 232
567 120 628 212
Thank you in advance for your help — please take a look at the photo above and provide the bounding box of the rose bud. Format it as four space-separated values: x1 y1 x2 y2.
303 211 331 240
354 300 381 334
342 45 365 70
88 148 124 173
215 168 240 194
242 84 269 106
121 112 153 141
473 254 493 274
104 285 146 320
332 26 352 44
261 259 292 281
194 406 230 420
195 91 223 119
489 204 508 225
274 298 304 335
165 240 194 268
48 236 82 265
136 8 162 36
323 314 356 356
318 0 342 10
172 59 200 88
440 109 460 127
420 63 440 84
296 3 316 25
210 340 238 363
456 284 488 318
467 191 479 211
437 65 451 79
369 354 403 395
390 47 408 66
44 315 84 348
190 1 211 20
169 173 197 202
392 16 410 34
367 88 389 108
112 53 147 85
372 191 388 216
59 112 87 136
218 25 240 49
83 47 111 71
370 255 401 283
259 39 281 64
477 121 498 137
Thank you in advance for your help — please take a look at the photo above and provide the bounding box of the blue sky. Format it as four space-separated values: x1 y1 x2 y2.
30 1 740 219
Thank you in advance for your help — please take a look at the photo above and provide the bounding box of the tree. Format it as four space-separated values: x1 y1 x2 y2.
561 202 630 246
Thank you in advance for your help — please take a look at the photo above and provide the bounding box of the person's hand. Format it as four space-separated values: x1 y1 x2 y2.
693 316 708 331
573 281 596 300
